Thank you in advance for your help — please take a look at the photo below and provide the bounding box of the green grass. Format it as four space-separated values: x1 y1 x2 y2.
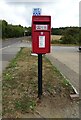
8 60 17 68
4 73 13 81
15 95 36 112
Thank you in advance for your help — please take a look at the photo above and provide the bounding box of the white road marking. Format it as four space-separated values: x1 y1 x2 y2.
0 41 20 51
0 45 11 51
60 72 79 94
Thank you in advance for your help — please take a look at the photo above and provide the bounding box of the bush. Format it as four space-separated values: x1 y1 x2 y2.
61 27 79 44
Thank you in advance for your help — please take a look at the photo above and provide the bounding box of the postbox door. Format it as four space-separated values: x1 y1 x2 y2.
33 31 50 53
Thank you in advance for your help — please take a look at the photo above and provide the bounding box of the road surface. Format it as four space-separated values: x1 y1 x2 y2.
46 46 79 94
0 37 31 72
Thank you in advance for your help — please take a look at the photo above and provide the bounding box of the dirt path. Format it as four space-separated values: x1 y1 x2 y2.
22 95 79 118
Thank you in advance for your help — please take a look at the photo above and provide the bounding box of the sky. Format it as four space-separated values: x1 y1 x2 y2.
0 0 80 28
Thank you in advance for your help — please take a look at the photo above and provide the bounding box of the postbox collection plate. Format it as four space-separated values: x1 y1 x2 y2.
39 36 45 48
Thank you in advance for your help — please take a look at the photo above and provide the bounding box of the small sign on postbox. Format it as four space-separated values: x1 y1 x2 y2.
32 16 51 54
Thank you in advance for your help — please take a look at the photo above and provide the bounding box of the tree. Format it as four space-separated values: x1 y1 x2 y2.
2 20 8 38
2 20 26 39
0 20 2 38
79 28 81 45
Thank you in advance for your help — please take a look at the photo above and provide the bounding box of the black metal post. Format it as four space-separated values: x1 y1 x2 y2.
38 54 42 98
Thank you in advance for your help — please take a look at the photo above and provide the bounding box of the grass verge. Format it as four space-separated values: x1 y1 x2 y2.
2 48 74 118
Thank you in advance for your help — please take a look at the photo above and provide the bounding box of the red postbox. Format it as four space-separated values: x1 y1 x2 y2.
32 15 51 54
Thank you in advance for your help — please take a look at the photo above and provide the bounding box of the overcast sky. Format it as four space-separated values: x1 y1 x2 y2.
0 0 80 28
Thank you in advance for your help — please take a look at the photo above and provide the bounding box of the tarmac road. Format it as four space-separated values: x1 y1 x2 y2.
46 46 79 94
2 37 25 48
0 37 32 79
0 37 31 73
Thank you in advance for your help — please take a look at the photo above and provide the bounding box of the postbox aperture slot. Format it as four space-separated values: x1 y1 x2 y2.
33 22 50 24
